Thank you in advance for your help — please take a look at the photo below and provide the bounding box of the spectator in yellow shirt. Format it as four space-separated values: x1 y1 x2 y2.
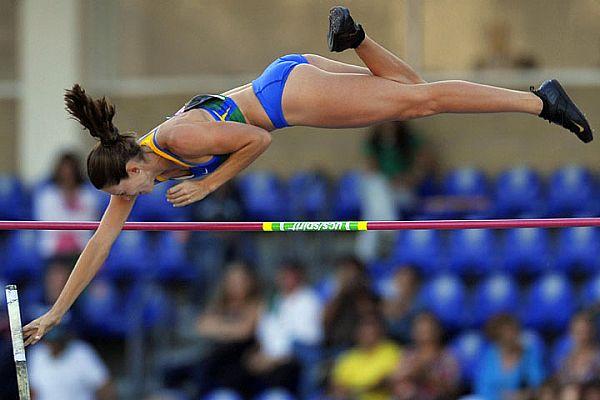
331 313 401 400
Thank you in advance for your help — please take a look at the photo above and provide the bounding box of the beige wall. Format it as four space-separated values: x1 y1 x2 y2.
0 0 17 80
422 0 600 70
103 0 600 77
0 100 17 173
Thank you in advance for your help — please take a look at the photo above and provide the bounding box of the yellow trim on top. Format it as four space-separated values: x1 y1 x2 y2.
138 130 193 169
218 107 231 121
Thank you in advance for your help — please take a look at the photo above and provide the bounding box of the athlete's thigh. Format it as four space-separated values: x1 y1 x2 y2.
282 64 428 128
303 53 371 75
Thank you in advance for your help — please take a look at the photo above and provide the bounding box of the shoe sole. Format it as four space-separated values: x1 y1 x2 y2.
549 79 593 143
328 7 348 52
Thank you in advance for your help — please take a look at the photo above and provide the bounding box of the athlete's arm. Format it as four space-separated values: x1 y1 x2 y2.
23 194 136 346
165 121 271 206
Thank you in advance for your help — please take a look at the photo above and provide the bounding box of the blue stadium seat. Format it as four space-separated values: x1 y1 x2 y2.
501 228 552 277
521 274 575 334
367 260 398 281
254 389 296 400
443 168 488 197
421 274 467 330
0 175 30 220
129 182 189 222
154 232 196 281
102 231 152 279
450 330 487 384
548 166 598 217
556 227 600 276
203 389 243 400
494 167 543 217
448 229 496 277
237 171 287 220
79 279 128 337
124 283 172 329
472 274 519 327
521 329 546 358
550 334 573 373
314 276 337 303
332 171 362 220
393 230 443 275
20 280 44 312
287 171 330 220
580 273 600 307
2 231 43 281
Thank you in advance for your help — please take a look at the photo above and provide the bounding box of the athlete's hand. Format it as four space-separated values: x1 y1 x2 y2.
22 311 62 347
166 180 212 207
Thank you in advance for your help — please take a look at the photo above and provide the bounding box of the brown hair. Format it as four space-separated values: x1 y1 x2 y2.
51 151 85 187
64 84 143 189
209 262 261 314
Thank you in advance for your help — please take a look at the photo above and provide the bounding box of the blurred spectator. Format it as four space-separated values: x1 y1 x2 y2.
196 262 262 397
383 265 423 344
330 313 401 400
33 152 99 259
474 21 538 69
475 314 545 400
556 312 600 389
246 261 322 395
538 378 560 400
26 258 74 321
357 122 436 261
391 312 460 400
29 323 115 400
581 380 600 400
323 256 380 350
320 255 369 304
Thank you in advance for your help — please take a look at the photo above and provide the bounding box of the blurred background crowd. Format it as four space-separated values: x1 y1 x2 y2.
1 1 600 399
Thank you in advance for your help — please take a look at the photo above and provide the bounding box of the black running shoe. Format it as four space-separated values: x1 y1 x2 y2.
328 6 365 52
531 79 593 143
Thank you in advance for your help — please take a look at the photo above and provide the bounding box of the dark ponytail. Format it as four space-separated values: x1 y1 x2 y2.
64 84 143 189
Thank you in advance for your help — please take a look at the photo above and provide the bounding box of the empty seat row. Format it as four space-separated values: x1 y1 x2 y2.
443 165 599 218
0 231 196 282
392 227 600 277
374 272 593 334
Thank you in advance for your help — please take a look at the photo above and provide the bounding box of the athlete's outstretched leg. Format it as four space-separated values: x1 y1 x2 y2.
328 6 425 84
320 6 592 142
283 64 593 142
284 65 539 126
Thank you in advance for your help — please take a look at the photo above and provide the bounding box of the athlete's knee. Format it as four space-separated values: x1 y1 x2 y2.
398 85 438 119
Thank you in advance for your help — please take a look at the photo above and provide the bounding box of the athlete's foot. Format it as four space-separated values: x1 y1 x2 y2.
531 79 593 143
328 6 365 52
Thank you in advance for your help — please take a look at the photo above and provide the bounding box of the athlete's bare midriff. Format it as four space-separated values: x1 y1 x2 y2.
160 84 275 134
224 84 275 131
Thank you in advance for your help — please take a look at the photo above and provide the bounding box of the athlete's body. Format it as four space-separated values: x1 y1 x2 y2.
23 7 593 345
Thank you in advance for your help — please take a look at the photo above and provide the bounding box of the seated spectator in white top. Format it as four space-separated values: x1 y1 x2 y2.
29 324 115 400
247 261 322 395
33 152 99 259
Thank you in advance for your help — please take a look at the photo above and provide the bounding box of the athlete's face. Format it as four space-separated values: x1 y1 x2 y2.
103 159 155 199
